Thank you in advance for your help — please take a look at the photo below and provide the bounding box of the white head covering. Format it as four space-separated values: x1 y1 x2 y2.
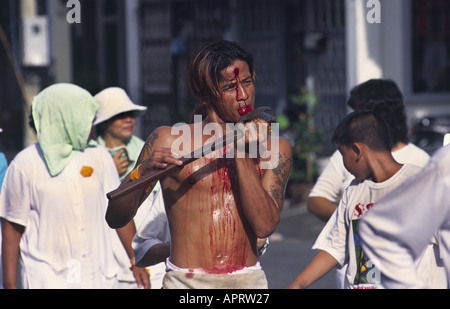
94 87 147 125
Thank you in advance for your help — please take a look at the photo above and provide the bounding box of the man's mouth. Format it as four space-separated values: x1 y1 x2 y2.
238 104 253 116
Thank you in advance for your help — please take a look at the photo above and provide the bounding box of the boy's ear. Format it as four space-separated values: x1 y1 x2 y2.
352 143 363 161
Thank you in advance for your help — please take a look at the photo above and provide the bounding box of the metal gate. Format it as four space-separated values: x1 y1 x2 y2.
304 0 348 155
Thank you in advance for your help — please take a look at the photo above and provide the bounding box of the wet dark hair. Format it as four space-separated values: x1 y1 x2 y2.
332 110 392 151
347 79 409 145
189 40 255 104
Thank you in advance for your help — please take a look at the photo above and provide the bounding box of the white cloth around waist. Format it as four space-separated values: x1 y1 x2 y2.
165 258 262 275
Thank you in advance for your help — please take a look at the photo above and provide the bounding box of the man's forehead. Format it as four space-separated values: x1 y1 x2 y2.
220 63 251 81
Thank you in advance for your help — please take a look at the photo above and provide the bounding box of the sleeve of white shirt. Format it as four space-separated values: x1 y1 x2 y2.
308 150 351 203
0 159 30 227
312 188 350 266
359 147 450 289
132 188 170 265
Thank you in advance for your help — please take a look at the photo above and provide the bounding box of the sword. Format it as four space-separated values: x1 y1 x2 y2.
106 106 275 201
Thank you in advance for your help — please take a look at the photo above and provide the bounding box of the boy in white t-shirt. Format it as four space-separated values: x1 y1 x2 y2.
306 79 433 288
287 110 427 289
308 79 429 222
359 145 450 288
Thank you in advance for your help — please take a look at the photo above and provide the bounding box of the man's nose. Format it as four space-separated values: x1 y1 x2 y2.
236 82 249 101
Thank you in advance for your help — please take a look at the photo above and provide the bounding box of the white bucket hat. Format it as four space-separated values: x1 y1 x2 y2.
94 87 147 125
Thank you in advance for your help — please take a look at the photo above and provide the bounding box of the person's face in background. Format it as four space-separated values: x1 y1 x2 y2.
103 111 136 143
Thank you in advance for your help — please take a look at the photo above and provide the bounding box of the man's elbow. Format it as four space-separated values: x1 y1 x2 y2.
254 226 277 239
253 218 280 239
105 209 128 229
105 216 123 229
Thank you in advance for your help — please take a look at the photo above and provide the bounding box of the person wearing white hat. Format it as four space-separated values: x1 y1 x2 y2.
94 87 168 289
94 87 147 180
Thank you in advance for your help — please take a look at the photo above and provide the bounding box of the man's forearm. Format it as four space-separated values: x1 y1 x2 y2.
235 157 280 238
106 175 150 228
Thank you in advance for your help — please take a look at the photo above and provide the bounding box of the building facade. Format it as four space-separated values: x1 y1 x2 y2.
1 0 448 162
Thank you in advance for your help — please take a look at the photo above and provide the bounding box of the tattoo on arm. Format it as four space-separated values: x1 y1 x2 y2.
270 152 292 202
137 131 159 164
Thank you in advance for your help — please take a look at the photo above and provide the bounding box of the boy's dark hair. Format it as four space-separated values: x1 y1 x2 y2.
347 79 409 145
189 40 255 104
332 110 392 151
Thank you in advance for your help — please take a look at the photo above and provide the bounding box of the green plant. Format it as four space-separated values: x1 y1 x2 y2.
277 87 323 183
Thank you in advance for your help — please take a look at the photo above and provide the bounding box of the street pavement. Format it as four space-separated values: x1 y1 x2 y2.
260 202 337 289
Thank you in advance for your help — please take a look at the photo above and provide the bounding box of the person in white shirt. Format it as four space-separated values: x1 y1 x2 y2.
286 110 444 289
308 79 430 222
93 87 152 289
94 87 148 181
306 79 432 288
0 84 137 289
132 183 170 289
359 145 450 289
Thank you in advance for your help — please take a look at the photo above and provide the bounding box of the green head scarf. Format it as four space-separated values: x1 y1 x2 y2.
32 83 99 176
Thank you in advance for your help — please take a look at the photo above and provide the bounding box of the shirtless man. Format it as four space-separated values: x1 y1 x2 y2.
106 40 292 289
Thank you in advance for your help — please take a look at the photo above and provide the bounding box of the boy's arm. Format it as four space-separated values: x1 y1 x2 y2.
289 189 348 289
306 151 344 221
286 250 338 289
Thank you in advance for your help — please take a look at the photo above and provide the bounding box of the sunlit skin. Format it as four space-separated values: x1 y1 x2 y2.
106 60 293 272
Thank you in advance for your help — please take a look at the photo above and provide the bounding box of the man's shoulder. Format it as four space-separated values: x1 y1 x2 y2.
153 125 196 137
275 136 293 155
146 125 179 145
